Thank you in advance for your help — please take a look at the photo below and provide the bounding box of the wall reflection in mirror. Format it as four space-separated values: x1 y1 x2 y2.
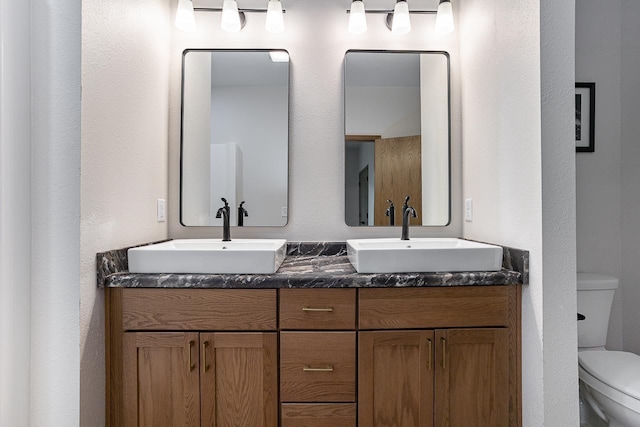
344 51 450 227
180 49 289 227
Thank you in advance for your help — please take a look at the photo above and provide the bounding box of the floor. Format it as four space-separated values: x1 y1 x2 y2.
580 387 609 427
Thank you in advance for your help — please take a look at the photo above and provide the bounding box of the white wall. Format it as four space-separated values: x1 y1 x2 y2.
169 0 462 240
211 86 288 226
460 0 577 425
420 54 449 225
575 0 640 355
620 0 640 355
31 0 82 425
575 0 624 350
2 2 82 425
539 0 578 423
182 52 213 225
0 1 32 424
346 86 421 136
80 0 171 425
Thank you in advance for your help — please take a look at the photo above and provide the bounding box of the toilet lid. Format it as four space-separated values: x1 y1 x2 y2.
579 351 640 400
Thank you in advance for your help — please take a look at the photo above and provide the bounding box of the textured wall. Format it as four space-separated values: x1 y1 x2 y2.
459 0 544 423
460 0 578 425
168 0 463 240
30 0 83 425
575 0 623 350
80 0 171 425
621 0 640 355
575 0 640 356
0 1 32 425
539 0 578 424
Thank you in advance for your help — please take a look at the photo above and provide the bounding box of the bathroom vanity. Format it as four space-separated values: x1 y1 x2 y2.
100 243 526 427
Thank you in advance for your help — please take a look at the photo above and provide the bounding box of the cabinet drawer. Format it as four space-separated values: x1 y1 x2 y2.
359 286 509 329
280 289 356 330
280 332 356 402
281 403 356 427
121 289 277 331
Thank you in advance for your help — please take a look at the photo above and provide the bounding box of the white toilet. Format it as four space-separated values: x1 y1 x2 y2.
578 273 640 427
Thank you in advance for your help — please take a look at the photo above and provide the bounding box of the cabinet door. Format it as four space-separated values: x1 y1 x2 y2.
123 332 201 427
359 330 435 427
435 328 509 427
200 333 278 427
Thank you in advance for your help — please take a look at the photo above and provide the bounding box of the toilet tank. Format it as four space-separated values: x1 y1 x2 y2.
577 273 618 349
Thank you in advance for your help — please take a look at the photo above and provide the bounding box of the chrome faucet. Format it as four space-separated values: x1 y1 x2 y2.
238 201 248 227
215 198 231 241
401 196 417 240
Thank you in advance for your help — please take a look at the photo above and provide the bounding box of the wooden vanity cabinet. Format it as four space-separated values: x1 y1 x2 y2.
358 286 521 427
106 288 279 427
106 285 520 427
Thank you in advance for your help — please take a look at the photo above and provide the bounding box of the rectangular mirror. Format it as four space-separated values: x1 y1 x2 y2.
344 50 450 227
180 49 289 227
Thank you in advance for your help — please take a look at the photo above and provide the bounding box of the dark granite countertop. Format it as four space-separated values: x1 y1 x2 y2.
98 241 528 289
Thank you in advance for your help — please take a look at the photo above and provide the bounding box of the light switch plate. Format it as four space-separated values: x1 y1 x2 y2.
157 199 166 222
464 198 473 222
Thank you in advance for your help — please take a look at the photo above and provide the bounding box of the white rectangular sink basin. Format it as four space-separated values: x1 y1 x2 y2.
128 239 287 274
346 238 503 273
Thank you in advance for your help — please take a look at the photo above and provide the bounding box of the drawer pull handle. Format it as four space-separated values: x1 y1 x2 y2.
303 365 334 372
302 307 334 312
188 340 196 372
427 338 433 371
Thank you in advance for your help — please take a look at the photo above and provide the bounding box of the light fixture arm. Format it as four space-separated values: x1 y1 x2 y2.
345 9 436 15
194 7 287 14
345 7 438 30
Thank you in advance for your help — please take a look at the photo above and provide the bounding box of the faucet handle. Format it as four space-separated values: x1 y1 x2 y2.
239 201 248 217
221 197 229 208
385 200 394 216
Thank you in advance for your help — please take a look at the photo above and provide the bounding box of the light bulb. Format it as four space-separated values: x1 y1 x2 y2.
435 0 454 34
175 0 195 32
392 1 411 34
265 0 285 34
221 0 242 32
348 1 367 34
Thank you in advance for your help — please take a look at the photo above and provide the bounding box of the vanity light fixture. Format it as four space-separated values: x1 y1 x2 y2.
176 1 287 33
175 0 196 32
265 0 285 33
348 0 367 34
345 0 455 35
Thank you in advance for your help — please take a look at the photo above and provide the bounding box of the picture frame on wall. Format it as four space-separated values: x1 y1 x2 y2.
575 82 595 152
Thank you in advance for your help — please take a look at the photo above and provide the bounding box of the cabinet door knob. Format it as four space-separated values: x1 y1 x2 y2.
302 365 334 372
